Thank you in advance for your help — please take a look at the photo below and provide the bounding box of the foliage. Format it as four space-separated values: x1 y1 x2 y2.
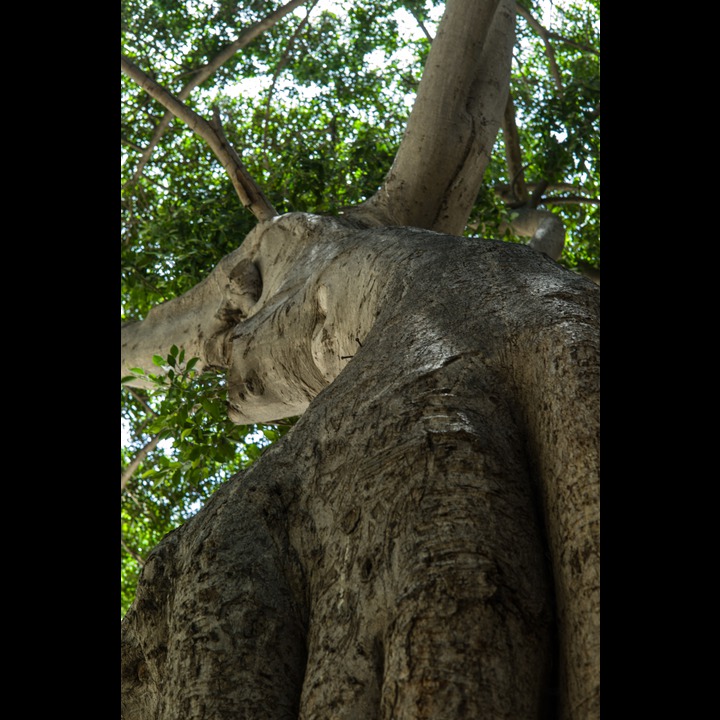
121 346 294 616
121 0 599 615
504 0 600 270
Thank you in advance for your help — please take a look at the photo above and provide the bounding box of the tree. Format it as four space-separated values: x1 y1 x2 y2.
121 1 599 718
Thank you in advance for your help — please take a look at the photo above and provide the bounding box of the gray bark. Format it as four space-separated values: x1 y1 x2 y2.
121 217 599 719
353 0 516 235
121 1 598 715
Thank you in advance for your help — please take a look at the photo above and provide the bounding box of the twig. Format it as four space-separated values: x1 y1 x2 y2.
121 537 146 566
261 0 318 166
407 6 434 43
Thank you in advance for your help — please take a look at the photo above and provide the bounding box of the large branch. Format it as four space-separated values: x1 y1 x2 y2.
352 0 516 235
122 54 277 222
128 0 311 185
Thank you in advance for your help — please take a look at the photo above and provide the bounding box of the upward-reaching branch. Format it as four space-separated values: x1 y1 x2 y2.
121 54 277 222
352 0 516 235
127 0 310 185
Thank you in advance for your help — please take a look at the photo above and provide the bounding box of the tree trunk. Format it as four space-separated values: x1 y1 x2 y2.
121 217 599 719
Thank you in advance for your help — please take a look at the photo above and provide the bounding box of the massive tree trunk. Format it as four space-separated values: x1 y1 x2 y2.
121 1 599 718
121 216 599 720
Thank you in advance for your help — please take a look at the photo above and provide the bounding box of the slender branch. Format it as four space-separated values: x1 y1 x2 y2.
495 182 598 208
261 0 318 166
544 194 600 206
547 32 599 56
121 53 277 221
502 93 529 206
121 137 146 154
121 433 162 493
128 0 310 184
121 537 146 566
516 4 563 93
496 181 590 199
406 6 434 43
529 178 549 209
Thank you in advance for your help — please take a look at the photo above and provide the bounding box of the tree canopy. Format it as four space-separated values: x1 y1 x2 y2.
120 0 600 617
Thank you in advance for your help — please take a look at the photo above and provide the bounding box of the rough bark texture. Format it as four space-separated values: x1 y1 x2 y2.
121 216 599 719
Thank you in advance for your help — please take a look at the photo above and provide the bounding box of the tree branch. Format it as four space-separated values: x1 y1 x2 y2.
121 536 146 566
121 432 162 493
121 53 277 222
516 4 563 93
354 0 517 234
495 182 598 207
529 178 549 209
261 1 318 167
127 0 310 185
544 194 599 206
406 6 434 43
502 92 529 206
547 32 599 56
503 206 565 260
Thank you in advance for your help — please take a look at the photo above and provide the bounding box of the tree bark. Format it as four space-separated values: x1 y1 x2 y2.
121 217 599 720
121 1 598 715
351 0 516 234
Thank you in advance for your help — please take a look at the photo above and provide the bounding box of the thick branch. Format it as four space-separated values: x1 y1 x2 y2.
121 54 277 222
353 0 516 235
128 0 310 184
